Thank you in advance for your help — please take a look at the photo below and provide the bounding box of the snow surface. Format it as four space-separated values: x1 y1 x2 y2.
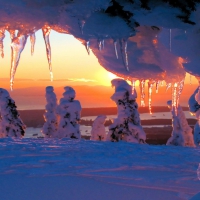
0 138 200 200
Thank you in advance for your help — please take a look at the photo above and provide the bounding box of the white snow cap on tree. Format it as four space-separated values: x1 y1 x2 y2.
0 88 26 138
189 88 200 147
90 115 107 141
42 86 58 138
107 79 146 143
166 100 195 147
56 86 81 139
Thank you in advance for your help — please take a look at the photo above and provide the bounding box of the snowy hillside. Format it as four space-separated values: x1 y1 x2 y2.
0 138 200 200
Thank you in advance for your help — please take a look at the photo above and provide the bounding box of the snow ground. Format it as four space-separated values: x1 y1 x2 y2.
0 138 200 200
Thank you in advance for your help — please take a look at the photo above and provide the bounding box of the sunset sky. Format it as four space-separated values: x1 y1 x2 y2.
0 30 198 109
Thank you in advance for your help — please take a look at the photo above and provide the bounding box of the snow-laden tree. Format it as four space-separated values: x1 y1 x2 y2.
42 86 58 138
166 100 195 147
90 115 107 141
107 79 146 143
56 86 81 139
0 88 26 138
188 88 200 147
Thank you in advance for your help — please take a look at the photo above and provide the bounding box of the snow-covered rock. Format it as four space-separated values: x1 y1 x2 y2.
90 115 107 141
107 79 146 143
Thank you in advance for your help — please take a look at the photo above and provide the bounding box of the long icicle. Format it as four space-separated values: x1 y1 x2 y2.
148 80 154 114
177 79 184 106
166 82 171 91
172 82 178 115
85 40 90 55
8 29 15 40
140 80 145 107
98 39 102 51
131 80 135 94
119 39 129 71
155 80 160 93
114 39 118 59
42 26 53 81
0 28 5 58
10 32 28 90
30 32 36 56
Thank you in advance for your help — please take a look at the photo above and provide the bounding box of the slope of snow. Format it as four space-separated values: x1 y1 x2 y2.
0 138 200 200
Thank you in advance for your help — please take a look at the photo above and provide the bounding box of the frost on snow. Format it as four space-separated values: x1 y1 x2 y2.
166 100 195 147
189 88 200 147
56 87 81 139
90 115 107 141
42 86 58 138
0 88 26 138
107 79 146 143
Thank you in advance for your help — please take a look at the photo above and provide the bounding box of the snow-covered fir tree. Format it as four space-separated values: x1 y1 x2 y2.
90 115 107 141
0 88 26 138
107 79 146 143
56 86 81 139
188 88 200 147
166 100 195 147
42 86 58 138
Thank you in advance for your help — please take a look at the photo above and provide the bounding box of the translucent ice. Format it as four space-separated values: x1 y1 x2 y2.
42 26 53 81
0 28 5 58
10 32 28 90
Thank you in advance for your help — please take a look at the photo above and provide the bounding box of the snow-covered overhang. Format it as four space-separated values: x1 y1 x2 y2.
1 0 200 88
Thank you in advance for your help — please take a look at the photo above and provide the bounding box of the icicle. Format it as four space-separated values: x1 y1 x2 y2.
78 19 85 34
114 40 118 59
166 83 171 91
10 32 28 90
169 29 172 52
161 80 164 87
30 32 36 56
42 26 53 81
190 74 192 85
98 40 102 51
119 39 129 71
131 80 135 94
148 81 154 114
140 80 145 107
85 40 90 55
102 39 105 49
124 39 128 68
171 82 178 115
155 80 160 93
8 29 15 40
0 28 5 58
177 79 184 105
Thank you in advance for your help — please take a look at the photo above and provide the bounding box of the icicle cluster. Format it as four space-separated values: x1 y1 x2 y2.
0 88 26 138
90 115 107 141
42 86 58 138
107 79 146 143
166 100 195 147
56 87 81 139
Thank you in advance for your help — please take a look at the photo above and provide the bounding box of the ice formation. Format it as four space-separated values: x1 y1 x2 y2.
42 86 58 138
166 100 195 147
107 79 146 143
188 88 200 147
90 115 107 141
1 0 200 107
0 28 5 58
42 26 53 81
10 31 28 90
56 87 81 139
0 88 26 138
